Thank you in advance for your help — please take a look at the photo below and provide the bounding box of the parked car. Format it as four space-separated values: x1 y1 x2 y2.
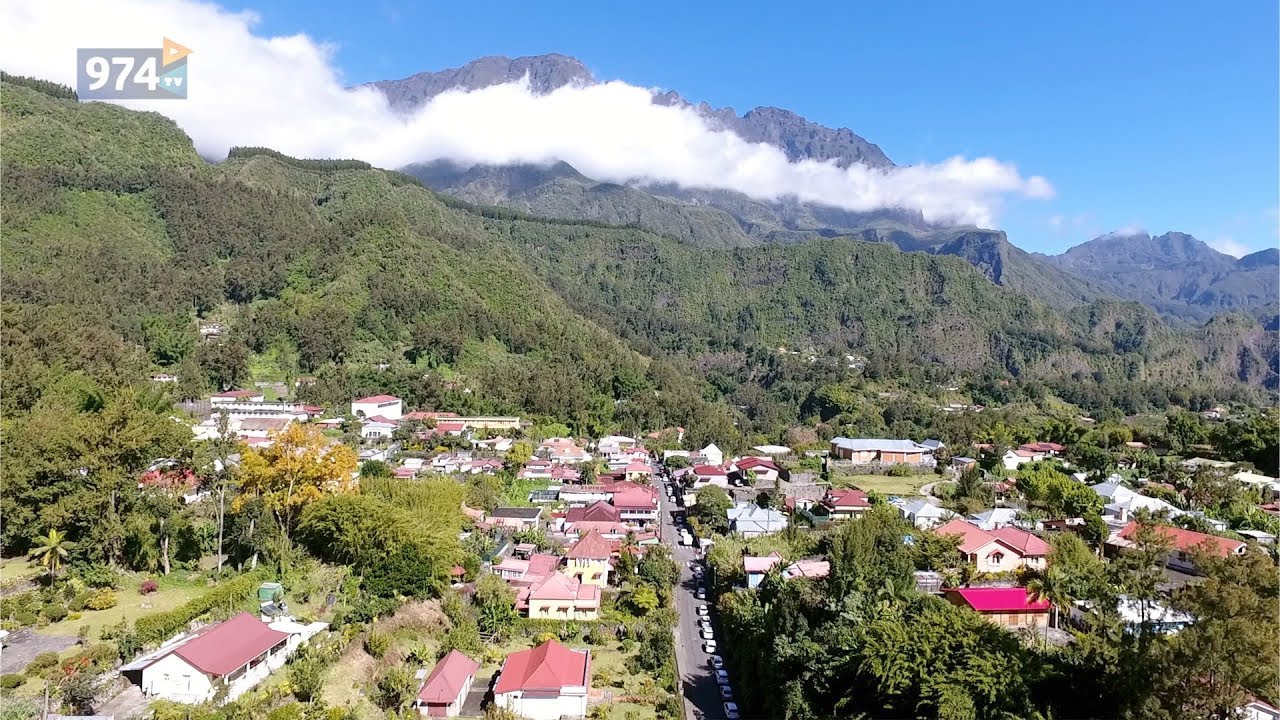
697 604 709 616
724 702 740 720
698 618 711 629
709 655 724 670
700 627 714 640
719 685 734 701
696 588 706 599
703 640 717 653
715 669 730 685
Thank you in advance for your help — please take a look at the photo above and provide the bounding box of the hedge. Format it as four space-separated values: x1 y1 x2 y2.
134 573 261 647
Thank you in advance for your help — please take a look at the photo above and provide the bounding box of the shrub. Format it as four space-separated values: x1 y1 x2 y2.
42 603 68 622
134 573 259 647
11 611 37 628
887 464 915 477
26 652 59 675
75 564 120 589
68 592 92 612
84 589 118 611
363 631 391 659
266 703 305 720
139 580 159 595
0 674 24 689
67 612 83 621
375 667 417 711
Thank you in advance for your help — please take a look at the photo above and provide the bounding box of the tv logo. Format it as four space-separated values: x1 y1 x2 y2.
77 38 191 100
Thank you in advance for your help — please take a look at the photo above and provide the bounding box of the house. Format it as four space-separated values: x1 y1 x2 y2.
970 508 1021 531
351 394 403 421
921 439 946 453
818 488 872 521
1111 522 1246 574
236 417 292 440
560 501 627 538
829 438 933 465
211 389 265 404
557 485 612 506
493 553 561 587
1001 449 1042 471
359 416 400 441
727 503 787 538
934 519 1049 573
121 613 323 704
1019 442 1064 457
1234 471 1280 501
1239 529 1276 546
945 587 1051 630
1091 480 1183 526
565 530 612 587
892 498 955 529
691 465 729 487
472 436 514 453
537 438 592 465
413 650 479 718
493 640 591 720
698 443 724 467
1239 697 1280 720
782 559 830 581
622 460 653 482
732 457 782 485
611 485 659 526
744 552 784 588
1182 457 1235 471
951 456 978 474
489 507 543 531
751 444 792 456
1070 595 1193 635
520 572 601 621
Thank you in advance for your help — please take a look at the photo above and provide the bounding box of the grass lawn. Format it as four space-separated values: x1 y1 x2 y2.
42 573 208 638
0 556 43 586
834 474 933 497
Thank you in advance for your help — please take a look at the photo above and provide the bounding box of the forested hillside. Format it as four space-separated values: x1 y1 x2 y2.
2 78 1275 450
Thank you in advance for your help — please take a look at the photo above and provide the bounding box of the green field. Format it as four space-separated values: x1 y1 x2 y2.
833 474 933 497
43 573 208 638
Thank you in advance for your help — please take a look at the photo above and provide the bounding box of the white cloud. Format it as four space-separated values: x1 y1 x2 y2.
0 0 1054 227
1208 235 1250 258
1048 214 1064 227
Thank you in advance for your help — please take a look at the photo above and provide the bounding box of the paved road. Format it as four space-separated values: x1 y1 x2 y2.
658 477 728 720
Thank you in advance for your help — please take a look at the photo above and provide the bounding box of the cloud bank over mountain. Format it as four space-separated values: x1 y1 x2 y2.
0 0 1052 226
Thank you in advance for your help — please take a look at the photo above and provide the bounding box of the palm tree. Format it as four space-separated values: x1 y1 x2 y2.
1026 570 1071 649
29 529 75 576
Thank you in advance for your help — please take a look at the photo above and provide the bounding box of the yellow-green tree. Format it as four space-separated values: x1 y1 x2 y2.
234 424 358 559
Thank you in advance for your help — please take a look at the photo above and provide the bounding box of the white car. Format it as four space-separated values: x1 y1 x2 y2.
700 627 714 640
697 604 709 616
703 640 717 653
709 655 724 669
696 588 706 599
724 702 740 720
719 685 734 701
698 618 711 629
715 669 730 685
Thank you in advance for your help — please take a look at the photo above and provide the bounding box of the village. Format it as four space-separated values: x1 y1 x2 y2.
3 382 1276 720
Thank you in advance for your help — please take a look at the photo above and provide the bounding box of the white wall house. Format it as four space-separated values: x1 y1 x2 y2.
412 650 479 718
122 613 325 705
351 394 403 421
493 640 590 720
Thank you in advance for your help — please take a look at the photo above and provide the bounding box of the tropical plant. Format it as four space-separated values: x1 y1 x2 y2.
29 529 75 575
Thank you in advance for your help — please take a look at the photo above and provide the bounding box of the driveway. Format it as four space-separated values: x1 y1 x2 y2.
658 479 728 720
0 629 77 674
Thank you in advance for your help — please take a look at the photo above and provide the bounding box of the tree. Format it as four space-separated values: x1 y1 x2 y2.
1164 411 1207 455
234 424 358 564
1026 569 1070 649
29 529 75 576
375 667 417 711
473 573 518 636
628 584 660 615
503 442 533 467
364 543 444 598
693 485 733 535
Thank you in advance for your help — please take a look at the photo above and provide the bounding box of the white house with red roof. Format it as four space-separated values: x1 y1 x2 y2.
537 438 592 465
493 640 591 720
819 488 873 521
412 650 479 718
934 519 1050 573
731 457 782 484
691 464 729 488
121 612 324 704
351 394 403 421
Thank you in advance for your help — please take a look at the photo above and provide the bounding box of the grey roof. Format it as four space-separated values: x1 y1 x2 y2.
490 507 543 519
831 438 929 452
921 439 946 450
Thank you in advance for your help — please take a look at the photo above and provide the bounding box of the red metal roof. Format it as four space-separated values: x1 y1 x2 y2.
212 389 260 398
566 529 613 560
935 519 1006 555
417 650 479 707
824 488 871 509
947 587 1051 612
989 527 1051 556
436 421 466 432
1117 521 1245 557
355 394 400 404
692 465 726 476
493 640 590 694
565 501 621 523
173 612 289 677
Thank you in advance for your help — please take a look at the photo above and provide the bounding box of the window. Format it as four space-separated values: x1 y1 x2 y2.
988 551 1004 565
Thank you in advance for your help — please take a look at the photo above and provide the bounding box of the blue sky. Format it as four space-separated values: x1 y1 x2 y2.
225 1 1278 255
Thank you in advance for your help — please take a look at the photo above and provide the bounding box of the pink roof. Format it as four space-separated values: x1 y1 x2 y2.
693 465 727 477
529 572 600 603
494 640 590 695
624 460 652 474
566 529 613 560
1020 442 1064 453
934 519 1006 555
173 613 288 676
436 421 466 432
527 553 561 579
947 587 1051 613
364 415 400 425
824 488 871 509
355 394 400 404
785 559 830 579
743 551 783 573
417 650 480 707
611 487 658 510
1118 522 1245 557
565 502 621 523
989 527 1051 556
1011 449 1040 458
736 457 781 472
